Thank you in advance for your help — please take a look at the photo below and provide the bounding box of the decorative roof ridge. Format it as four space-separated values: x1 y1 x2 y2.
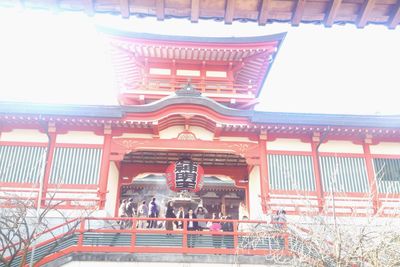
122 93 253 117
98 26 287 45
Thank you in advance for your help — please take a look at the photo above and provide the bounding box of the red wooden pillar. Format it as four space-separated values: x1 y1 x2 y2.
259 130 269 213
363 136 378 214
311 133 324 212
98 124 112 209
40 122 57 207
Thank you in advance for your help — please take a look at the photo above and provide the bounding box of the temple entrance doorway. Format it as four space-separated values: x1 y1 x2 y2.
118 150 249 219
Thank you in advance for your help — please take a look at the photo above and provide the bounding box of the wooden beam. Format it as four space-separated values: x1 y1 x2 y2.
357 0 376 28
258 0 271 25
224 0 235 24
388 0 400 29
84 0 95 16
156 0 165 21
324 0 342 27
191 0 200 22
120 0 130 19
292 0 307 26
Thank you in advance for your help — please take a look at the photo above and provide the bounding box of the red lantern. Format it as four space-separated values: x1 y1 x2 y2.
166 159 204 192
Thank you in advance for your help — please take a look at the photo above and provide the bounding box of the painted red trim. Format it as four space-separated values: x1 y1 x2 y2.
0 182 39 188
41 132 56 206
55 143 103 149
266 150 313 156
98 134 112 209
47 184 98 190
363 143 378 213
318 152 366 158
0 141 47 146
378 193 400 198
322 192 372 198
311 142 324 212
370 154 400 159
270 189 317 196
259 139 269 213
115 169 123 217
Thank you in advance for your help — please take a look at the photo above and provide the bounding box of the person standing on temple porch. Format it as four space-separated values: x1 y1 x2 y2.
221 215 234 249
239 201 249 220
165 201 176 235
148 197 159 228
176 207 185 229
185 208 198 248
137 200 148 229
195 206 208 230
126 198 136 228
118 199 128 229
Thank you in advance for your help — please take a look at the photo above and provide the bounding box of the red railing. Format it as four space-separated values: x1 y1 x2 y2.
31 217 290 266
124 77 257 96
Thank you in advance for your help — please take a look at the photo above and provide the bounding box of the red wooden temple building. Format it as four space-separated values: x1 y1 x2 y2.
1 30 400 266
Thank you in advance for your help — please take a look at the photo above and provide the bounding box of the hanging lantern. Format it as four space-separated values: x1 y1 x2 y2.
165 159 204 192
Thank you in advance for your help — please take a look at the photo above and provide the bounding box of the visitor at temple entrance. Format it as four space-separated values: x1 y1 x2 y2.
137 201 148 229
148 197 159 228
221 215 234 249
165 201 177 234
195 206 208 230
185 208 198 247
176 207 185 229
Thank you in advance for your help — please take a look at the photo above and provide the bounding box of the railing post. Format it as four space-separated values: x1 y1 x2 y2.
182 219 188 252
77 218 85 249
283 224 289 256
131 218 137 251
233 221 238 250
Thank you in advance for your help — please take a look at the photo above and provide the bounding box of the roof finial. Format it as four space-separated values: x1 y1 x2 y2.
175 79 201 97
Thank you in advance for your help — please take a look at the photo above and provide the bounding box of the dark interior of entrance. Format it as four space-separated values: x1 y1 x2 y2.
119 151 248 219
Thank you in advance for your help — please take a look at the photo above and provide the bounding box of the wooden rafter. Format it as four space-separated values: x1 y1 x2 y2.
388 0 400 29
120 0 130 19
156 0 165 21
258 0 271 26
224 0 235 24
6 0 400 29
324 0 342 27
357 0 376 28
191 0 200 22
292 0 307 26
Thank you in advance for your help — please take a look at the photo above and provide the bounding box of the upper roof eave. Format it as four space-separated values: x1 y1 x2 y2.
252 110 400 129
0 101 123 118
0 101 399 130
99 27 287 46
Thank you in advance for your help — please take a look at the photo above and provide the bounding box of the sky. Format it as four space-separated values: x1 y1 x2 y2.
0 7 399 115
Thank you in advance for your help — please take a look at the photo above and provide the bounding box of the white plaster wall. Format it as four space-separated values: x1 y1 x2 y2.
190 126 214 141
62 261 281 267
159 126 184 139
56 131 104 144
0 129 48 142
370 142 400 155
318 140 363 153
104 161 119 216
219 136 252 142
119 133 154 139
248 166 263 220
267 138 311 152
